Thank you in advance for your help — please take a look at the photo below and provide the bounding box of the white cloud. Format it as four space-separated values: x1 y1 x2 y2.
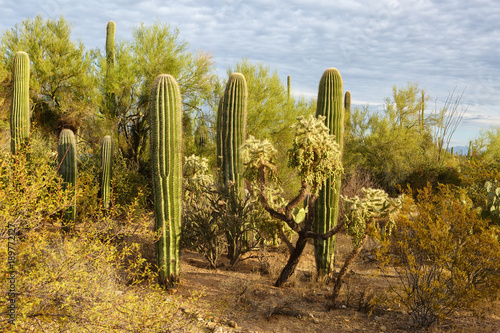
1 0 499 145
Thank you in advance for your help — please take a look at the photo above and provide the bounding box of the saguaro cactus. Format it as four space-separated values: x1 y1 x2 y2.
10 51 30 155
313 68 344 276
149 74 183 288
216 73 248 260
216 73 247 191
344 90 351 136
100 135 113 209
105 21 116 117
58 129 77 227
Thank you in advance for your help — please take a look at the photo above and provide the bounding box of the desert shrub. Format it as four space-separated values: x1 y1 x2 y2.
377 184 500 327
401 165 461 195
182 155 225 268
0 145 74 234
182 155 268 268
0 148 204 331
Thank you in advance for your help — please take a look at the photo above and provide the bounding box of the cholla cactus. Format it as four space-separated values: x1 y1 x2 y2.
343 188 403 246
184 154 214 195
287 115 343 194
485 181 500 220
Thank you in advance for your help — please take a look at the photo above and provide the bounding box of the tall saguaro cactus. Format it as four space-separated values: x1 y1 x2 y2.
216 73 248 191
313 68 344 276
100 135 113 209
58 129 77 228
10 51 30 155
105 21 116 117
149 74 183 288
216 73 248 260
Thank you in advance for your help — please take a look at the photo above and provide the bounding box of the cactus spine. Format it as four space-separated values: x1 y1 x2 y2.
100 135 113 209
313 68 344 276
149 74 183 288
58 129 77 227
10 51 30 155
216 73 247 191
105 21 116 117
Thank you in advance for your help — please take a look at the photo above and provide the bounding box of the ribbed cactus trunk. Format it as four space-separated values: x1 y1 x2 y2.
216 73 248 261
344 91 351 136
100 135 113 209
313 68 344 277
149 74 183 288
10 51 30 155
105 21 116 118
217 73 247 190
58 129 77 230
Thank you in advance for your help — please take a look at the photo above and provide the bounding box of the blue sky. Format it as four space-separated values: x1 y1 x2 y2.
2 0 499 146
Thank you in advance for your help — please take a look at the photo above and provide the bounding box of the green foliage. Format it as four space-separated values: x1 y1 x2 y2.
343 188 402 247
10 51 30 155
1 15 98 138
377 185 500 327
57 129 77 226
287 115 343 194
183 154 270 268
149 74 183 288
102 21 216 169
100 135 113 209
182 155 222 268
0 149 205 331
0 145 73 233
344 83 441 193
226 59 316 197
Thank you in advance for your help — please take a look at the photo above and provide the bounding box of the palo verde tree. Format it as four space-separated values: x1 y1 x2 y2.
0 15 98 139
100 21 216 170
226 58 316 196
241 115 343 287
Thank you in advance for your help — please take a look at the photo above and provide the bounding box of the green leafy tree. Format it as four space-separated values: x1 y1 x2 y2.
226 59 316 196
100 21 216 170
0 15 99 139
344 83 454 193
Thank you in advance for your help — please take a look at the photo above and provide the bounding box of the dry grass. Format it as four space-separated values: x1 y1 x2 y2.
173 232 500 333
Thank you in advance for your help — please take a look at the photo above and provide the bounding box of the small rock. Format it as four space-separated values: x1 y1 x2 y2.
339 305 347 309
227 320 238 328
380 325 387 331
206 322 217 330
213 327 224 333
